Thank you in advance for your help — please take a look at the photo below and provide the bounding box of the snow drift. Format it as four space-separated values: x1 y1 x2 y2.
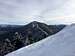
6 24 75 56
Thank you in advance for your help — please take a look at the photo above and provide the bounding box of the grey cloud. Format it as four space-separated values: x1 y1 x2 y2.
0 0 70 24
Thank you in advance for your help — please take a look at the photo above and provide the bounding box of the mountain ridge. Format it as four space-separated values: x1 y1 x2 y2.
0 21 66 56
6 24 75 56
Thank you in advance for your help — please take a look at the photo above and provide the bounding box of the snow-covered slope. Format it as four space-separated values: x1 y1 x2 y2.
6 24 75 56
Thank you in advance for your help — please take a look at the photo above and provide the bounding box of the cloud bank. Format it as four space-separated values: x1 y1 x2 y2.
0 0 75 25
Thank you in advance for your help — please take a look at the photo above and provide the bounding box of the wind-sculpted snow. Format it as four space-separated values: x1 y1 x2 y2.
6 24 75 56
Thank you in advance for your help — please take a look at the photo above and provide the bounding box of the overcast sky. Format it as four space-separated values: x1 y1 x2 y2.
0 0 75 25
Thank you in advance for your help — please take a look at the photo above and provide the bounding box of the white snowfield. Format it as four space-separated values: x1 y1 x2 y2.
6 24 75 56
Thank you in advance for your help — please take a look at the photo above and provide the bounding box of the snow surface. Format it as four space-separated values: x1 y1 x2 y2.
6 24 75 56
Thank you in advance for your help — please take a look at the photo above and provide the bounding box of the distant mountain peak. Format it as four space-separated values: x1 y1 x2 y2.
30 21 49 35
31 21 39 28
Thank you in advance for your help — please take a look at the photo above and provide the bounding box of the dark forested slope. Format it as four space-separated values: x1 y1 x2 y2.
0 21 66 56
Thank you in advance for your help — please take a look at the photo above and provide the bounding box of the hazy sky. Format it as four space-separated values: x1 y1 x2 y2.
0 0 75 25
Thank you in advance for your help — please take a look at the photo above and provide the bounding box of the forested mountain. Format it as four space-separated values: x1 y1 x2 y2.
0 21 66 56
6 24 75 56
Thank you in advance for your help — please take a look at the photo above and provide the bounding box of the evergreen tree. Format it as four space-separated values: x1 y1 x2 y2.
13 32 24 50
